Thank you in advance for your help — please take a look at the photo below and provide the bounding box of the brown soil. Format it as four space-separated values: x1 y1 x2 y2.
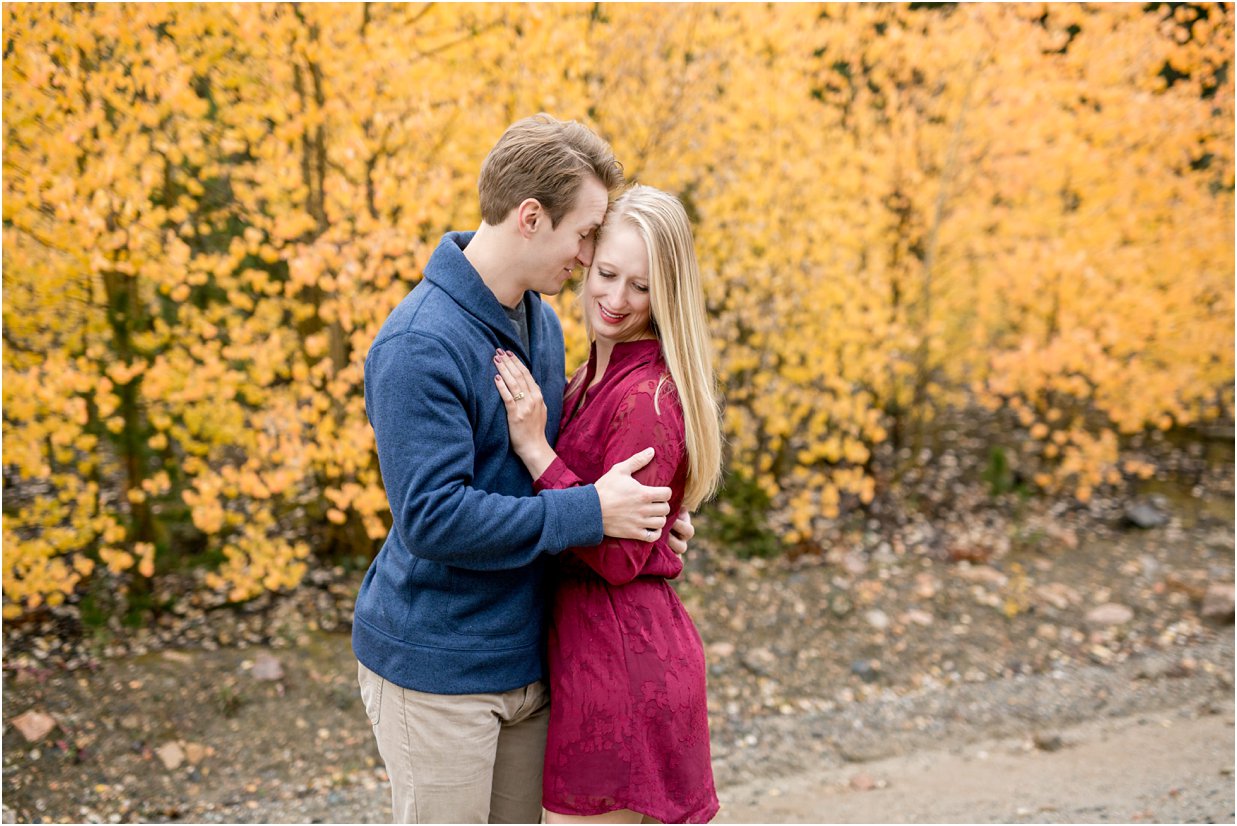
3 459 1234 823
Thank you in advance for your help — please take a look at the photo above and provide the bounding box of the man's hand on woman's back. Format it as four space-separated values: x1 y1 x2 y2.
595 448 672 540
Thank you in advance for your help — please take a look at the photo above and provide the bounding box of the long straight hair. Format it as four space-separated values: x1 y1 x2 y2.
586 185 723 510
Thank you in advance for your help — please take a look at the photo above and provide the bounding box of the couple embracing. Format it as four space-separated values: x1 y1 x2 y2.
353 114 721 824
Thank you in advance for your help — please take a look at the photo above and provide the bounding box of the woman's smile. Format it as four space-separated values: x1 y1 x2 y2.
597 303 627 324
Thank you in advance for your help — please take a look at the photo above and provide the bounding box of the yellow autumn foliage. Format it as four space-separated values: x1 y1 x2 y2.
3 3 1232 612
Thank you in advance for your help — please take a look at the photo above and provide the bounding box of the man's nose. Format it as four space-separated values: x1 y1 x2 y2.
576 237 595 268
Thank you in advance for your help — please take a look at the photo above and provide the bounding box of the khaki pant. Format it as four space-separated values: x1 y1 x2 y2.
358 661 549 824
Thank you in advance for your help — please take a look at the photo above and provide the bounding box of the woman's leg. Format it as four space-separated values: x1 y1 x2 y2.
545 809 646 824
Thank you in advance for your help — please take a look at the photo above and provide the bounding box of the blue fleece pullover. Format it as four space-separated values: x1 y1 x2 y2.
352 231 604 694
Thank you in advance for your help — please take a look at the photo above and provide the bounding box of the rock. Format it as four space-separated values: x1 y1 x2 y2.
1138 554 1161 580
957 565 1007 586
251 653 284 682
913 573 938 600
183 742 207 765
1124 496 1169 529
740 647 777 677
1033 732 1064 752
849 772 877 791
11 710 57 743
900 609 934 626
1085 603 1134 627
829 593 853 618
707 642 736 660
841 552 867 576
1036 583 1082 611
863 609 889 631
156 742 185 771
850 660 880 684
1164 572 1209 602
1135 658 1175 680
948 545 992 564
1089 644 1117 665
1201 583 1234 624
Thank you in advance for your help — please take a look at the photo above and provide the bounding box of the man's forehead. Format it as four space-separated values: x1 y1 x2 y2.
573 179 609 224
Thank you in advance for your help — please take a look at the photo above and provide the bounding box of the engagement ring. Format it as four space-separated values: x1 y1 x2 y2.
513 392 525 401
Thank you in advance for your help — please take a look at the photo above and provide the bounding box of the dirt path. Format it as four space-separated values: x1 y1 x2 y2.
5 468 1233 823
716 700 1235 824
5 631 1231 824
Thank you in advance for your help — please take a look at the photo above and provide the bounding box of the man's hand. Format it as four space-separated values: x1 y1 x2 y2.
595 448 672 541
667 509 694 556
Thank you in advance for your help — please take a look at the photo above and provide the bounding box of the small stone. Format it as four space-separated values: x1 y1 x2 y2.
913 573 939 600
741 647 777 677
1085 603 1134 627
156 742 185 771
1124 496 1169 529
1033 732 1063 752
183 742 207 765
901 609 934 626
841 552 867 576
1035 583 1081 611
251 653 284 682
829 593 854 618
707 642 735 660
11 710 57 743
1135 658 1174 680
957 565 1007 586
851 660 880 683
1201 583 1234 624
849 772 877 791
863 609 889 631
1089 644 1116 665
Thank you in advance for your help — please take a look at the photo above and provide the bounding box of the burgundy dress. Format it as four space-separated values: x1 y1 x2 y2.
535 339 718 824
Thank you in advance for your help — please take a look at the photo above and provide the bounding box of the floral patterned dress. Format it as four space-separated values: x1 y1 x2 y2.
535 338 718 824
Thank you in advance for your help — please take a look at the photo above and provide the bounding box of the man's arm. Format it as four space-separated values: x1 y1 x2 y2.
366 332 668 571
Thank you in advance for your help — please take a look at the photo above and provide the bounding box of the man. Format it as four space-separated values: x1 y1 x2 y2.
353 114 692 823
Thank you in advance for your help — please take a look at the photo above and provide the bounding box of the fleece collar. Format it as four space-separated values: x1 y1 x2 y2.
424 231 542 358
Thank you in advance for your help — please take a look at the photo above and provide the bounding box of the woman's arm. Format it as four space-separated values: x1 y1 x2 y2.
494 350 673 542
511 370 686 587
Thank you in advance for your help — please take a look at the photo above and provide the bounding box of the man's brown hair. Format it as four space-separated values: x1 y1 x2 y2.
478 114 624 228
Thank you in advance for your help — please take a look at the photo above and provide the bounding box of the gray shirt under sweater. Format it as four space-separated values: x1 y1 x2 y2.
503 298 530 353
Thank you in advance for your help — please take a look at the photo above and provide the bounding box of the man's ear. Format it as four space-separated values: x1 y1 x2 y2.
516 198 543 240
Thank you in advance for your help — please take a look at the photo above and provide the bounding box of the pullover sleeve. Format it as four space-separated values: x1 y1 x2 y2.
365 331 603 571
533 379 685 585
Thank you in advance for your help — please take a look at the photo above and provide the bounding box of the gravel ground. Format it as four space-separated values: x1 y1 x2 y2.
4 444 1233 823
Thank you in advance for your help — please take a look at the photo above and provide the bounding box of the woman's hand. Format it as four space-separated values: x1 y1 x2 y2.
494 350 557 479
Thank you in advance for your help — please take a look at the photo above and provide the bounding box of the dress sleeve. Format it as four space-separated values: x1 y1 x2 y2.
533 377 685 586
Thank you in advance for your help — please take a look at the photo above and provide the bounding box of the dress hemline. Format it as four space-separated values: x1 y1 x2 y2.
542 796 720 824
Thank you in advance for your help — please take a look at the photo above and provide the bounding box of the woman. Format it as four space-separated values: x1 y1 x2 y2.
493 185 723 824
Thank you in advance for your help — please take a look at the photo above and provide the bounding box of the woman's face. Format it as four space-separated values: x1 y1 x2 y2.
583 220 653 345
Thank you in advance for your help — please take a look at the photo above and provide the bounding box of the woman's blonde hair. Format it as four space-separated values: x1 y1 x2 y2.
589 185 722 510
